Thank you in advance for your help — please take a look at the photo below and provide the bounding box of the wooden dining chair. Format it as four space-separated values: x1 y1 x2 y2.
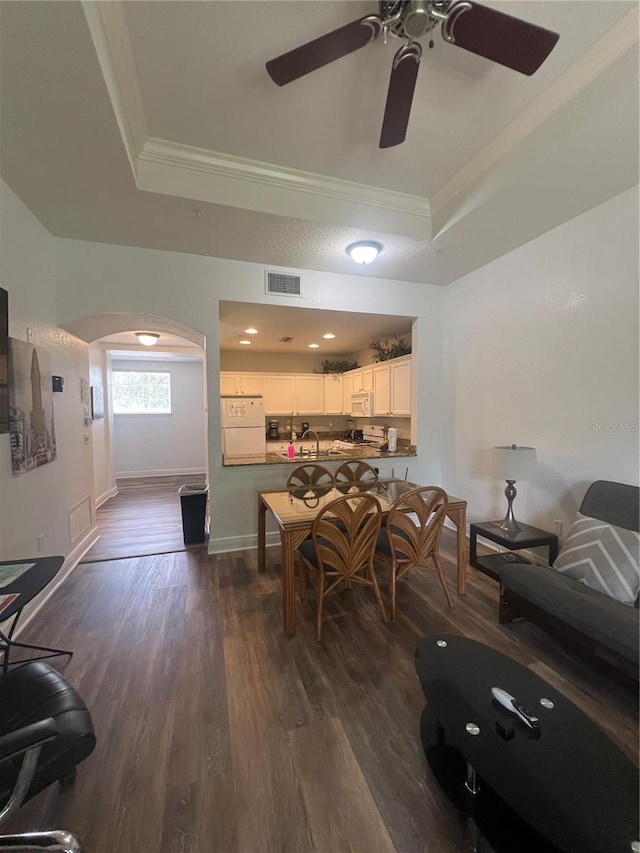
375 485 453 621
297 494 385 640
334 460 378 484
286 464 334 489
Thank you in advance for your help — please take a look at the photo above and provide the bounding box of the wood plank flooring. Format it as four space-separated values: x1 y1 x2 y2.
83 476 207 562
4 485 638 853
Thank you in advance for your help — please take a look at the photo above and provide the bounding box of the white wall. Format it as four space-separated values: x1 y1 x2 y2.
54 240 445 551
442 187 639 537
0 181 97 561
111 357 206 478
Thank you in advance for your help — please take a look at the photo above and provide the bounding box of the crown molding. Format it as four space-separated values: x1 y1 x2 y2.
430 7 640 216
137 137 432 239
82 0 147 177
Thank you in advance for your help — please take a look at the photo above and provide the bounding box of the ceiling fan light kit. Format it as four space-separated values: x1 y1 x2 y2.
347 241 383 264
266 0 559 148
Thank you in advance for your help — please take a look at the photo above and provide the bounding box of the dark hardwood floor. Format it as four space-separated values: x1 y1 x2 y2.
83 475 207 562
5 497 638 852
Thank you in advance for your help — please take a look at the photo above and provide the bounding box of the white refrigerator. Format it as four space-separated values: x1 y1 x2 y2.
220 396 266 458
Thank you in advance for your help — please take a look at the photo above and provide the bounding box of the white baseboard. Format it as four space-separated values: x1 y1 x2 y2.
7 524 100 640
116 467 207 479
95 485 118 508
208 531 280 554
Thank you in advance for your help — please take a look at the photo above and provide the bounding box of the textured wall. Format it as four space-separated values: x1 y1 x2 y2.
442 187 639 537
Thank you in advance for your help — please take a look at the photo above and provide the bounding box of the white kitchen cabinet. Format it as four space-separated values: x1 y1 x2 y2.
263 374 324 415
342 372 354 415
220 372 263 396
323 374 343 414
373 364 391 415
390 356 411 415
370 356 412 416
350 366 373 392
263 375 295 414
294 375 324 414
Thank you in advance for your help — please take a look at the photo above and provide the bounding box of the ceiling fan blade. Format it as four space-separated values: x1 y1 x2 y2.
266 15 383 86
379 42 422 149
442 1 559 76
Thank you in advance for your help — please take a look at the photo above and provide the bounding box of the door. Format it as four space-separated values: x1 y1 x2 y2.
295 375 324 414
222 426 265 457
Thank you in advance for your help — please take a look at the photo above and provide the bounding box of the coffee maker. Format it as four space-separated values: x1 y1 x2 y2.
268 420 279 439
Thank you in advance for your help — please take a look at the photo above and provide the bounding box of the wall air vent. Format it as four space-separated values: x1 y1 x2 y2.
280 336 294 343
265 271 302 297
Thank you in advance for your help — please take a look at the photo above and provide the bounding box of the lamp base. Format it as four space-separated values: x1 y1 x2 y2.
493 480 523 536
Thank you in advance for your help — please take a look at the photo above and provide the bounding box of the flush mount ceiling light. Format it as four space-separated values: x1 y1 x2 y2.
347 241 382 264
308 343 319 349
136 332 160 346
239 339 252 345
323 333 336 339
244 327 259 335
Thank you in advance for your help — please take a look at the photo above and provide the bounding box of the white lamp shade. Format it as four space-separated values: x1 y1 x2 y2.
493 445 537 481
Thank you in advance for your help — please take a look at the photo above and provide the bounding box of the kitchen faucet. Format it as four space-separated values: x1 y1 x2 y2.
300 428 319 457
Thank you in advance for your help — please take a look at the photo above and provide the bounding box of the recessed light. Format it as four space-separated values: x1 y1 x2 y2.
239 340 251 345
347 241 382 264
244 328 258 335
323 333 336 340
308 343 319 349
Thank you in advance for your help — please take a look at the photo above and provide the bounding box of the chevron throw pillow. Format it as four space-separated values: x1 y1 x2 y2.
552 513 640 605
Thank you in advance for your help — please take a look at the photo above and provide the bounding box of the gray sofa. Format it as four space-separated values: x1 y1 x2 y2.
499 480 639 684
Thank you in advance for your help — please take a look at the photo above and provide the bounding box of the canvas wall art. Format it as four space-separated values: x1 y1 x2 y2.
8 338 57 474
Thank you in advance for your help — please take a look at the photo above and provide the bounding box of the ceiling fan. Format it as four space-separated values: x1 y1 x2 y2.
266 1 559 148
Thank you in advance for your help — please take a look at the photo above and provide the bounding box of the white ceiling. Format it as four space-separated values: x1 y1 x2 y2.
0 1 638 286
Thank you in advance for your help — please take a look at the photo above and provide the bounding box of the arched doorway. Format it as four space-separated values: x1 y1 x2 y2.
61 313 209 559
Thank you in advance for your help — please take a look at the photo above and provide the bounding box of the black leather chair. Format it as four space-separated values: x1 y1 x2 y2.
0 662 96 851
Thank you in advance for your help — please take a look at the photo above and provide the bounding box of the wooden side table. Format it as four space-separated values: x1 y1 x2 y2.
469 521 558 581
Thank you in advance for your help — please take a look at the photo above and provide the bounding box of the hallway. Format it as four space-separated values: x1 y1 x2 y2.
82 475 207 563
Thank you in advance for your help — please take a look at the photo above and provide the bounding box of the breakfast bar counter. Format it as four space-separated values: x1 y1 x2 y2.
223 444 417 467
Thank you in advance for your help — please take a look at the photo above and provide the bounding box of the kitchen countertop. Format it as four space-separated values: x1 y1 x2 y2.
223 444 417 468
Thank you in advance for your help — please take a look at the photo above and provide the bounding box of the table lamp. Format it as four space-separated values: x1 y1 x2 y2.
493 444 537 535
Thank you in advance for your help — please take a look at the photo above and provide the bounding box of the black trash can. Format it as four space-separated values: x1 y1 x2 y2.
178 484 209 544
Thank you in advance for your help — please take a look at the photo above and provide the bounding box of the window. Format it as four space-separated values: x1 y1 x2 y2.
112 371 171 414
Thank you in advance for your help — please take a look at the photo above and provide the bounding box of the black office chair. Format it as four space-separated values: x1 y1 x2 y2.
0 662 96 851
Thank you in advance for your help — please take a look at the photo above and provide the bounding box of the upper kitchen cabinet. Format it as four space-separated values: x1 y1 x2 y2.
263 375 295 414
350 367 373 393
263 374 324 415
342 372 354 415
220 372 263 396
294 375 324 415
372 356 412 416
323 374 343 415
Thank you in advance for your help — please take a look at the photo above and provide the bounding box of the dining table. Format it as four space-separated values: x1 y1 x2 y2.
257 478 468 635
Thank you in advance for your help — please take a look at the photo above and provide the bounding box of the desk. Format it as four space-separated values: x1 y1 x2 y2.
0 555 72 673
257 480 468 635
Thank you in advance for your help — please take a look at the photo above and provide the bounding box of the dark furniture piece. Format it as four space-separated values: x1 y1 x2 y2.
0 557 73 675
415 633 639 853
0 661 96 851
470 521 558 581
499 481 639 684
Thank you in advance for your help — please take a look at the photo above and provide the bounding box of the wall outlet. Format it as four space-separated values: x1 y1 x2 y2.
553 519 563 535
37 534 44 553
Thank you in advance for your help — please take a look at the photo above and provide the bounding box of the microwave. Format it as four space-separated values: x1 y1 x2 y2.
351 391 374 417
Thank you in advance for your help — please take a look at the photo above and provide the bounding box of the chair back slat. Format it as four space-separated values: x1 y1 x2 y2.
313 494 382 578
387 486 448 566
287 464 335 489
334 461 379 484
